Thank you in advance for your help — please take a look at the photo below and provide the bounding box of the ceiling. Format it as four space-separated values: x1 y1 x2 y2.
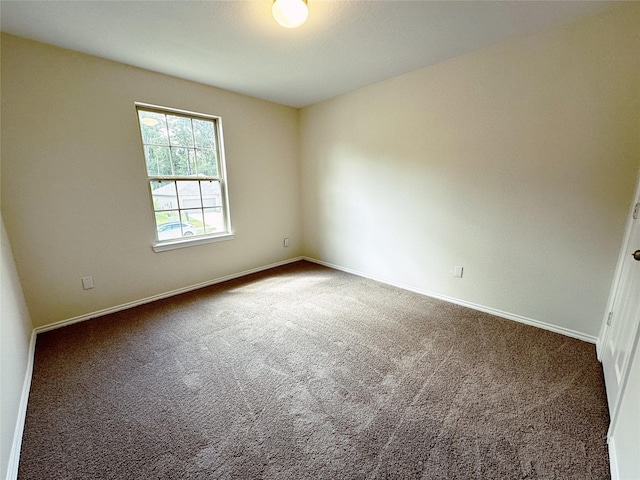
0 1 620 108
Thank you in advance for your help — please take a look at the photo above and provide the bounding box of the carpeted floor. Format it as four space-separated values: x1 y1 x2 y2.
18 260 610 479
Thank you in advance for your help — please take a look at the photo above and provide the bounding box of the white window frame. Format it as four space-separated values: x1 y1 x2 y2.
135 102 234 252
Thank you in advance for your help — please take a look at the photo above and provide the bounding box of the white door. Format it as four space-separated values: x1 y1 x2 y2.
601 194 640 420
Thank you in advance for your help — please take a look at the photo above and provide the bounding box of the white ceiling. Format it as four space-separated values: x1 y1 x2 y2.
0 1 620 108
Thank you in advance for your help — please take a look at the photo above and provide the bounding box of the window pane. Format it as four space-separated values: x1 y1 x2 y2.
155 211 182 240
171 147 198 176
176 181 202 209
138 111 169 145
180 210 202 236
196 149 218 177
201 181 221 208
193 119 215 149
144 145 172 176
167 115 194 147
203 207 225 234
151 181 177 211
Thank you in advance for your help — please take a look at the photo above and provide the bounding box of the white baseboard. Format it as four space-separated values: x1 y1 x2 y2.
35 257 304 334
6 330 36 480
33 254 597 342
302 257 597 344
596 337 604 361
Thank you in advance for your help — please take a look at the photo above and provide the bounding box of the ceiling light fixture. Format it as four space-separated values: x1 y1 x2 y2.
272 0 308 29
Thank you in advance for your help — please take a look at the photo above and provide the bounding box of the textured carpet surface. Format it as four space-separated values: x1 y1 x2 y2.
19 261 610 479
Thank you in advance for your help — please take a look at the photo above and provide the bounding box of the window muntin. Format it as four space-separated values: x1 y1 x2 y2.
136 104 231 246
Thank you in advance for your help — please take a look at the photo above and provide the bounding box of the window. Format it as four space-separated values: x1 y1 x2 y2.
135 103 233 251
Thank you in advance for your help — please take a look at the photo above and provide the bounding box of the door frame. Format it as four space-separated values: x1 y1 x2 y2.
597 169 640 439
598 170 640 360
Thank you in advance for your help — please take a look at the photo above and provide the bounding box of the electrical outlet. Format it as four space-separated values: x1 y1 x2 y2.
284 238 290 247
81 276 94 290
454 266 463 278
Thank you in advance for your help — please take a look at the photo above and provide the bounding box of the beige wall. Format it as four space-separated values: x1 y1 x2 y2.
300 5 640 339
1 215 33 480
1 34 302 328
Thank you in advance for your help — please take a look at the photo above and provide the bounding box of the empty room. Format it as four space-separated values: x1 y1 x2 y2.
1 1 639 479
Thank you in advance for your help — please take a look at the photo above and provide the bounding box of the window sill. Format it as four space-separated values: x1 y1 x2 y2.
152 232 235 252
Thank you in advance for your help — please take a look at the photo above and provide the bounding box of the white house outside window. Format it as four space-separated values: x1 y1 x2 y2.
135 103 233 251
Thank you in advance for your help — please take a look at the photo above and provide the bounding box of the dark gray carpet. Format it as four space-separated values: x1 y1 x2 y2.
19 260 610 479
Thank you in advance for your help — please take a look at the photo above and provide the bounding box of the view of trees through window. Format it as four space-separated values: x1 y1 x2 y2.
137 106 228 242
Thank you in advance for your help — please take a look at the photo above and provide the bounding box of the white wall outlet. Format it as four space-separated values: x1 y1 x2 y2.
454 266 463 278
284 238 290 247
81 276 94 290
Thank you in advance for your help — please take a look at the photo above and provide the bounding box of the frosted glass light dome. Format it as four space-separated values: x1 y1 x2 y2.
272 0 308 29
